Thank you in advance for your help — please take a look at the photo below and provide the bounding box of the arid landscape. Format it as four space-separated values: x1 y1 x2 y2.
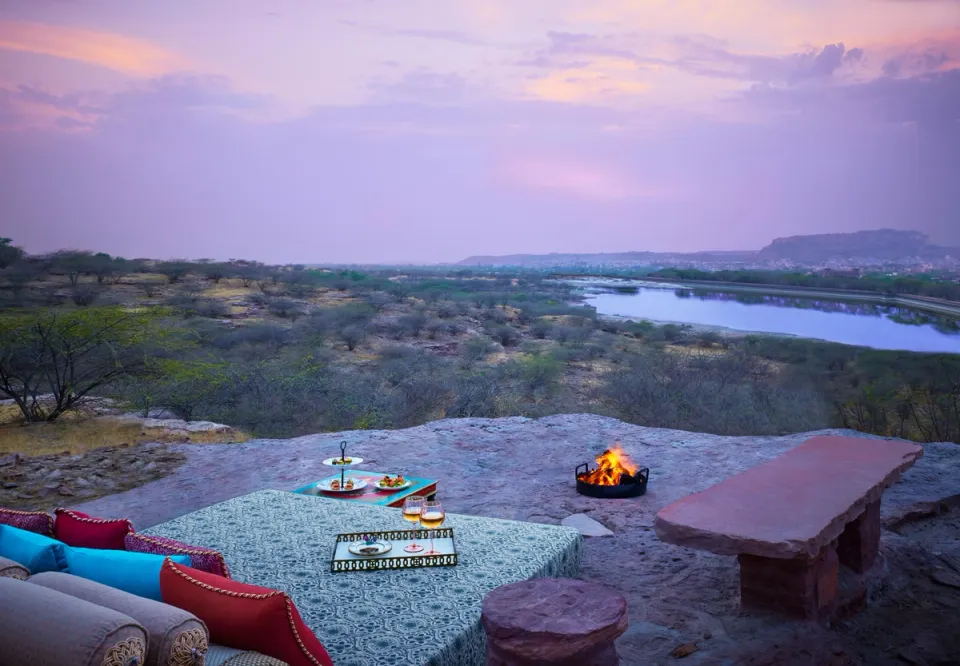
3 250 960 514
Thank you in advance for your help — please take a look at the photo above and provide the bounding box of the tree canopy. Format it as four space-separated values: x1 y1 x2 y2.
0 306 170 422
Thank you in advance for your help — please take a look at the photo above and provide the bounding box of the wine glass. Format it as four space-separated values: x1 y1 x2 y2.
419 500 445 556
402 496 425 553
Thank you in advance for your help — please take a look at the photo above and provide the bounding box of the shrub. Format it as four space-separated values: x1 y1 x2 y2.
140 281 163 298
425 318 446 340
491 325 521 347
158 261 190 284
461 336 496 367
71 286 100 306
219 322 292 352
530 320 553 339
518 355 563 393
366 292 392 313
447 372 504 417
438 304 458 319
268 298 304 321
247 292 270 307
339 325 365 351
553 325 592 347
193 298 230 318
398 312 427 338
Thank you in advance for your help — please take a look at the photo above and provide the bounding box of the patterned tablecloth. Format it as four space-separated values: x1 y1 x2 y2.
292 470 438 507
146 490 582 666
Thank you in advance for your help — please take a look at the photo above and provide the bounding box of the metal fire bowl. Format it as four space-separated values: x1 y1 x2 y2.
575 464 649 499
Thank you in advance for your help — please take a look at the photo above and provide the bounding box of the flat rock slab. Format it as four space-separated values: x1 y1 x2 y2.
482 578 628 662
654 435 923 559
561 513 614 537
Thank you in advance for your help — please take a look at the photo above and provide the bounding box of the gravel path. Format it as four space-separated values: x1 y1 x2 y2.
76 415 960 665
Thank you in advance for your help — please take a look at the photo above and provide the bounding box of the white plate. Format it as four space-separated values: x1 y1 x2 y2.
347 541 393 557
375 478 412 491
316 479 368 493
322 457 364 467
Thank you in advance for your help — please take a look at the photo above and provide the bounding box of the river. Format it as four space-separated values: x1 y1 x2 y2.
577 281 960 353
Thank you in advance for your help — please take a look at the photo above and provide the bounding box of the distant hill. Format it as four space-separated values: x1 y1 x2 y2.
457 229 960 268
757 229 957 263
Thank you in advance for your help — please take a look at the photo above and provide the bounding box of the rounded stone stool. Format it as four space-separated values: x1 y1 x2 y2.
481 578 628 666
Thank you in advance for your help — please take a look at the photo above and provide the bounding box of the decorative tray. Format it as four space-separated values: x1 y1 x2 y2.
330 528 458 573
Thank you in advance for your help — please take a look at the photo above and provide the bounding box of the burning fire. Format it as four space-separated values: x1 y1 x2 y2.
578 444 637 486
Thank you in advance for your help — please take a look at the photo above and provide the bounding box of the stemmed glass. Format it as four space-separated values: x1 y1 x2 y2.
419 500 445 556
402 496 425 553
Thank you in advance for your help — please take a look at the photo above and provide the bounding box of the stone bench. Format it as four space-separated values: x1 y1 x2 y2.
653 435 923 620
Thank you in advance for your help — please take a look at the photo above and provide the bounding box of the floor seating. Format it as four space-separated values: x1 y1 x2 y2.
145 489 583 666
654 435 923 620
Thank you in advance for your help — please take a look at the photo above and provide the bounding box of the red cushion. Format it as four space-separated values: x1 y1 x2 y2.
160 560 333 666
53 508 133 550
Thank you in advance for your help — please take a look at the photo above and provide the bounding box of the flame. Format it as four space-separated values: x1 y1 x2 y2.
578 444 637 486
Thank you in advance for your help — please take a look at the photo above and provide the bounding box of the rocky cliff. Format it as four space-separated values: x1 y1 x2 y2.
75 414 960 665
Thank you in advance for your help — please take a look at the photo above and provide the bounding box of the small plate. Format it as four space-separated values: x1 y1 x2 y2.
317 479 368 493
375 478 412 491
348 541 393 557
322 457 364 467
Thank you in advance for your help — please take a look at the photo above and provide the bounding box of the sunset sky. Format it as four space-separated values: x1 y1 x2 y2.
1 0 958 263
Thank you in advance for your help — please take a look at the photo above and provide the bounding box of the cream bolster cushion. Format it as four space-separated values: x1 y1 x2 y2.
29 571 209 666
0 555 28 580
0 576 147 666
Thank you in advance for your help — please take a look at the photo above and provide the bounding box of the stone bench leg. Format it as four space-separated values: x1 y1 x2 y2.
837 499 881 574
738 544 839 620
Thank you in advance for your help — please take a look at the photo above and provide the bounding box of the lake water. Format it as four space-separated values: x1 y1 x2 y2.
581 283 960 353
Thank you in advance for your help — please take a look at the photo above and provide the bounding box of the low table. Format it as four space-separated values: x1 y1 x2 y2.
654 435 923 620
146 490 582 666
292 470 438 507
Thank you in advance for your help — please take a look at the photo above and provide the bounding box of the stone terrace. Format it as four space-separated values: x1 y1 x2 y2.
75 415 960 665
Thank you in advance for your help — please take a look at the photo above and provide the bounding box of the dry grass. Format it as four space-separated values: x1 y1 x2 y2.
0 418 150 456
0 415 247 457
202 283 251 299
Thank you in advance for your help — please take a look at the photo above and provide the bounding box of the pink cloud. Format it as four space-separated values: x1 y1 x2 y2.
0 20 188 76
501 157 675 201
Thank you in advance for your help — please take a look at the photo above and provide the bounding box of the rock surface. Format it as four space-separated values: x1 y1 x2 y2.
482 578 628 664
0 444 186 510
562 513 615 537
654 435 923 559
66 414 960 665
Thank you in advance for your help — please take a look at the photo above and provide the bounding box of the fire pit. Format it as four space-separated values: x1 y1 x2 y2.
576 445 649 499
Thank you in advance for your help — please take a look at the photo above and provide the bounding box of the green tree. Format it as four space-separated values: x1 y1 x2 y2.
0 238 25 269
0 306 167 422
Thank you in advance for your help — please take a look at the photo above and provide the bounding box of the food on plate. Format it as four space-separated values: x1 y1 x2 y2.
330 479 341 490
333 457 353 465
345 479 355 490
378 475 407 488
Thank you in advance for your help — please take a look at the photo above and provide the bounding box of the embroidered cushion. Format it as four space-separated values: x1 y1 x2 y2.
29 571 209 666
0 524 67 573
54 507 134 550
63 546 191 601
160 560 333 666
0 507 55 536
126 532 231 579
0 554 29 580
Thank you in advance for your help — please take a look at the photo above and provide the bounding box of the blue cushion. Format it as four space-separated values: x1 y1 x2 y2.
62 547 190 601
0 524 67 573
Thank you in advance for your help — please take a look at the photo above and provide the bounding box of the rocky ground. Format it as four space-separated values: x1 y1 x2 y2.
48 414 960 665
0 444 187 509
